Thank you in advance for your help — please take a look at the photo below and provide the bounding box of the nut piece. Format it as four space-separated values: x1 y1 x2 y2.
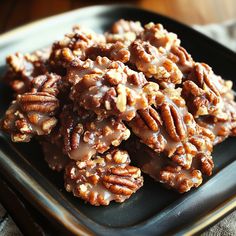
4 49 49 94
1 92 59 142
61 105 130 161
140 23 180 51
105 19 144 46
110 19 144 35
64 149 143 206
86 41 130 63
70 57 149 121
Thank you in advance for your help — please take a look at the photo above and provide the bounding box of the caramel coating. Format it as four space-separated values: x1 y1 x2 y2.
64 149 143 206
41 129 69 172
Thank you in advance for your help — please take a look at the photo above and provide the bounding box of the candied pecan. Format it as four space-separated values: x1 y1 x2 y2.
161 102 186 142
105 20 143 46
140 23 180 51
192 74 236 144
128 107 166 152
86 41 130 63
159 166 202 193
49 26 105 69
182 63 224 117
61 105 130 161
129 40 183 88
30 73 61 96
64 149 143 206
4 49 49 94
167 46 194 74
193 153 214 176
70 57 150 121
196 99 236 145
1 92 59 142
128 88 215 170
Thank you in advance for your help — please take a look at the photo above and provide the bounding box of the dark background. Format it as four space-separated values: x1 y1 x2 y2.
0 0 236 34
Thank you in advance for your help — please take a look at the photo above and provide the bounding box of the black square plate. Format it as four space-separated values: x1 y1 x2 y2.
0 5 236 236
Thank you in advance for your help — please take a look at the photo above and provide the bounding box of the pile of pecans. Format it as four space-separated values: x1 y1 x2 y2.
1 19 236 205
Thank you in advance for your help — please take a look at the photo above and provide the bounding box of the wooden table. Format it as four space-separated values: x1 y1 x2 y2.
0 0 236 34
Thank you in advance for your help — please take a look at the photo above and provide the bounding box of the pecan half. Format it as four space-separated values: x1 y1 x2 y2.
128 107 166 152
64 149 143 206
161 102 186 142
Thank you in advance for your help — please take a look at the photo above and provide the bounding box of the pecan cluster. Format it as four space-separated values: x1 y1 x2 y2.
49 25 105 70
69 56 151 121
2 19 236 205
128 88 215 175
65 149 143 206
60 105 130 161
2 92 59 142
129 40 183 87
5 49 49 94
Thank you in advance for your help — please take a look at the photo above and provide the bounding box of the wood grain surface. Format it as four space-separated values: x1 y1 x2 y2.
0 0 236 34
